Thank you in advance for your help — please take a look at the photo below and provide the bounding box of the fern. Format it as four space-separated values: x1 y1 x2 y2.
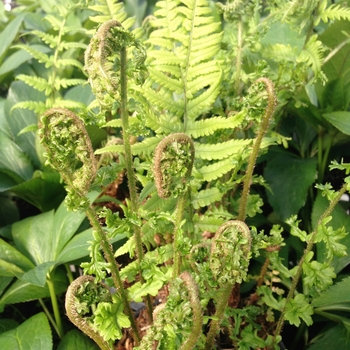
319 4 350 24
194 158 237 182
13 44 52 67
194 139 251 160
297 34 325 79
88 0 135 30
11 101 47 114
142 0 224 130
192 187 223 209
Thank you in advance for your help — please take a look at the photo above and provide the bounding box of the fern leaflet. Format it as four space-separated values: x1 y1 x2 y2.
194 158 237 182
320 4 350 24
192 187 223 209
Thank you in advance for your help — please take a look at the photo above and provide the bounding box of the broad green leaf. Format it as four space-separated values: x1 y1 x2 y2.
0 259 24 277
264 155 317 221
312 276 350 308
57 329 99 350
10 169 66 212
6 81 45 168
20 261 57 287
0 14 26 61
0 312 52 350
0 238 34 271
0 194 19 226
0 172 17 192
307 323 350 350
0 130 34 182
0 269 67 310
12 210 54 265
323 111 350 135
320 20 350 85
0 319 18 334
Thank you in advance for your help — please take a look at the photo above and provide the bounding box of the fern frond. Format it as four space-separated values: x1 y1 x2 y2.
60 42 88 51
195 139 252 160
52 78 86 90
43 14 62 31
320 4 350 24
30 30 57 48
11 101 47 114
52 100 87 110
194 158 236 182
13 44 52 67
95 144 124 155
88 0 135 30
16 74 52 94
132 136 163 155
186 112 245 138
193 213 225 234
192 187 223 209
56 58 83 69
143 0 224 125
297 34 325 78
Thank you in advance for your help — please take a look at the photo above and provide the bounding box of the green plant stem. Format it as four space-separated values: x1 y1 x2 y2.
204 283 233 350
235 20 243 96
85 206 141 343
238 78 276 221
119 46 153 321
173 193 187 278
38 298 61 338
273 182 348 346
47 273 64 339
65 263 74 284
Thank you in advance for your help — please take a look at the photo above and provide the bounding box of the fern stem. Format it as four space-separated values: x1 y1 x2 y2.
238 78 276 221
272 182 348 346
85 206 141 343
47 273 64 339
119 46 153 321
235 20 243 96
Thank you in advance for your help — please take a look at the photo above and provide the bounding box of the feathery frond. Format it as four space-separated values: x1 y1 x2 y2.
142 0 224 129
319 4 350 24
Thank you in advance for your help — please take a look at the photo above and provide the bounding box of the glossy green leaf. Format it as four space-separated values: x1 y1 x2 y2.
323 111 350 135
57 330 99 350
0 14 26 61
10 169 66 212
0 268 67 310
0 194 19 225
0 259 24 277
0 319 18 334
307 323 350 350
12 210 54 265
0 130 34 182
5 81 45 168
20 261 57 287
312 276 350 308
0 312 52 350
264 155 317 220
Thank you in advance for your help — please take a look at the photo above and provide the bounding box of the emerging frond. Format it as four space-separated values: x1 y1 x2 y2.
297 34 325 79
88 0 135 30
195 139 251 160
13 44 53 67
319 4 350 24
143 0 224 128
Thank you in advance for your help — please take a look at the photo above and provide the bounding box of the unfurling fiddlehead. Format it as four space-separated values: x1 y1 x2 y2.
154 133 195 277
136 272 202 350
238 77 276 221
205 220 251 350
65 276 112 350
40 108 140 344
40 107 97 210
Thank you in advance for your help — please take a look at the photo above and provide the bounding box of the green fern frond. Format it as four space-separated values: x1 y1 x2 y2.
262 44 299 63
193 213 225 234
194 158 236 182
52 100 87 110
297 34 325 78
132 136 163 155
60 42 88 51
143 0 224 127
30 30 57 48
13 44 52 67
52 78 86 90
144 112 183 134
16 74 52 94
192 187 223 209
319 4 350 24
186 112 245 138
88 0 135 30
11 101 47 114
56 58 83 69
94 144 124 155
195 139 251 160
43 14 62 31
